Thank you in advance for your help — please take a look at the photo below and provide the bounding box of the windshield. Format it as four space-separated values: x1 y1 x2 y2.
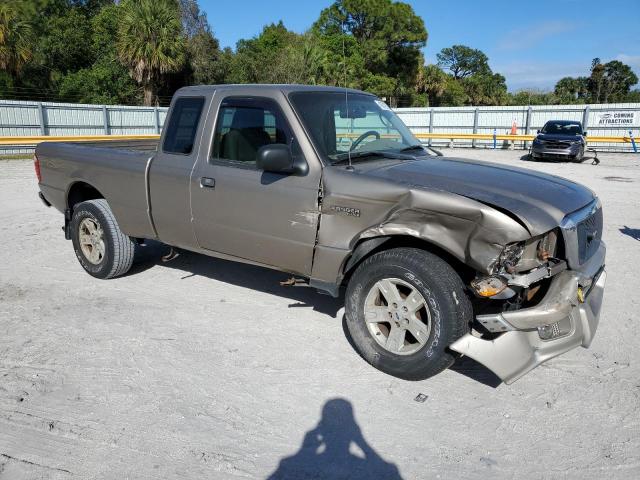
542 122 582 135
289 91 422 164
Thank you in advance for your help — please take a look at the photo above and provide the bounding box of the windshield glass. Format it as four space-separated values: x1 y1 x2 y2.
542 122 582 135
289 91 422 164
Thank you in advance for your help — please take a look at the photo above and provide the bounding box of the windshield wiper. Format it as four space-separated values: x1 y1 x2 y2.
399 145 425 153
331 150 388 165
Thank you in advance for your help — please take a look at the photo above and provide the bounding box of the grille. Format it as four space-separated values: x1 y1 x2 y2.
542 140 571 150
577 207 603 263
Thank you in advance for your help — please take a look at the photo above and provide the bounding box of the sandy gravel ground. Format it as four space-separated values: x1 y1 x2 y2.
1 149 639 479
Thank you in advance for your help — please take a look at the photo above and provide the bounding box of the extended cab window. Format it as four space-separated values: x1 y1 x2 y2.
163 97 205 155
212 97 293 166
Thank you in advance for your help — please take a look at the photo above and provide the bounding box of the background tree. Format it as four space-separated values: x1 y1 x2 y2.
436 45 489 79
231 22 301 83
599 60 638 103
552 58 639 104
462 72 507 105
117 0 186 105
626 89 640 103
554 76 588 104
0 3 34 79
2 0 638 107
509 89 557 106
430 45 507 106
312 0 427 103
415 64 447 106
58 3 139 104
42 8 94 75
179 0 209 38
588 58 605 103
439 77 468 106
178 0 225 85
187 31 223 84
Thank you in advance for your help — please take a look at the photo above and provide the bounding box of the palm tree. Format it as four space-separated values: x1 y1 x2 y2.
417 65 448 107
117 0 186 106
0 4 34 78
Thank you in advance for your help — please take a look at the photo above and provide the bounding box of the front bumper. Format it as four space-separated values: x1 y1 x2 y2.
531 143 582 160
450 244 606 384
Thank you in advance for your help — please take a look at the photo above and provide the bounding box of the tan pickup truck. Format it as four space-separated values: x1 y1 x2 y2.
35 84 606 384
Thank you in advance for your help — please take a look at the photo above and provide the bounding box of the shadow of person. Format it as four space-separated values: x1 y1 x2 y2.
268 398 403 480
620 225 640 241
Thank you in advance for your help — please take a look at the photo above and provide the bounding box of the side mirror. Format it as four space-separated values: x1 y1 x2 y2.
537 129 541 134
583 131 588 137
257 144 308 176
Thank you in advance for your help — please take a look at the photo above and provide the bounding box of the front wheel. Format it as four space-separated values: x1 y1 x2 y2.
345 247 472 380
70 199 135 279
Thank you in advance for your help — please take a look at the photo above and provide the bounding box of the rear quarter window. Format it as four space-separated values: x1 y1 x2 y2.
163 97 205 155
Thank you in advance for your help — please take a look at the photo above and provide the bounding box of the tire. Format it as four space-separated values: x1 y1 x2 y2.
345 247 472 381
70 199 135 279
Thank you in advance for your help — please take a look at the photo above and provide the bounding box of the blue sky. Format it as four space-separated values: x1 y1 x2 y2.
200 0 640 91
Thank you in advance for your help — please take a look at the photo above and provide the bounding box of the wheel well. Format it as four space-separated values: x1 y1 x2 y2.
67 182 104 211
341 235 476 287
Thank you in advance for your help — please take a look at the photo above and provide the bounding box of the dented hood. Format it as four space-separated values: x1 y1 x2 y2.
359 156 595 235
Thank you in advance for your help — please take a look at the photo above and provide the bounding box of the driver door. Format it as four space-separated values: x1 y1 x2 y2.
191 93 322 276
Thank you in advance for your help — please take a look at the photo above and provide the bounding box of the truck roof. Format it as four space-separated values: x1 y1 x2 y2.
544 119 582 126
176 84 374 96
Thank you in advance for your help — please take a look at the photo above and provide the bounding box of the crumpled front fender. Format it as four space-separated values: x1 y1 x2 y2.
309 168 531 292
353 186 531 274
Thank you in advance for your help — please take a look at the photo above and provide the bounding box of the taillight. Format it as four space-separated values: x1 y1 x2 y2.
34 153 42 183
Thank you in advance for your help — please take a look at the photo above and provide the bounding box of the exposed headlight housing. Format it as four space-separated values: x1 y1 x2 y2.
498 242 525 274
494 230 559 275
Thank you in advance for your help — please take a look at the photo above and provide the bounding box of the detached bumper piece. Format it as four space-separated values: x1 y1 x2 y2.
450 265 606 384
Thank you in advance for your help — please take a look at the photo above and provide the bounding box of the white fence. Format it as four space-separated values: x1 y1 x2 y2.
0 99 168 155
1 99 639 156
395 103 640 151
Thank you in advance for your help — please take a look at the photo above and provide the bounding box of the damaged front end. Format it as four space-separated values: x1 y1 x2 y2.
314 165 605 384
451 199 606 384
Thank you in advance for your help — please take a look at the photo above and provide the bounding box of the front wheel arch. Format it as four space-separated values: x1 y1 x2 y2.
340 235 475 288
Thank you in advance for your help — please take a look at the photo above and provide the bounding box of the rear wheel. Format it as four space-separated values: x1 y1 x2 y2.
345 247 472 380
70 199 135 279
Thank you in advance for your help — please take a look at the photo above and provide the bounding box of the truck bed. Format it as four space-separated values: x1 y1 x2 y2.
36 141 157 239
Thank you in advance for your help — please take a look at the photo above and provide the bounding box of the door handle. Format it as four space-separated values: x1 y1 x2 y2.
200 177 215 189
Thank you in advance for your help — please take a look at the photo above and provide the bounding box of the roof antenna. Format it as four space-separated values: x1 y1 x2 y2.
341 21 353 171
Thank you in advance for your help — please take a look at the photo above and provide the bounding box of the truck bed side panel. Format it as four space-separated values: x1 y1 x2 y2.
36 142 156 239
